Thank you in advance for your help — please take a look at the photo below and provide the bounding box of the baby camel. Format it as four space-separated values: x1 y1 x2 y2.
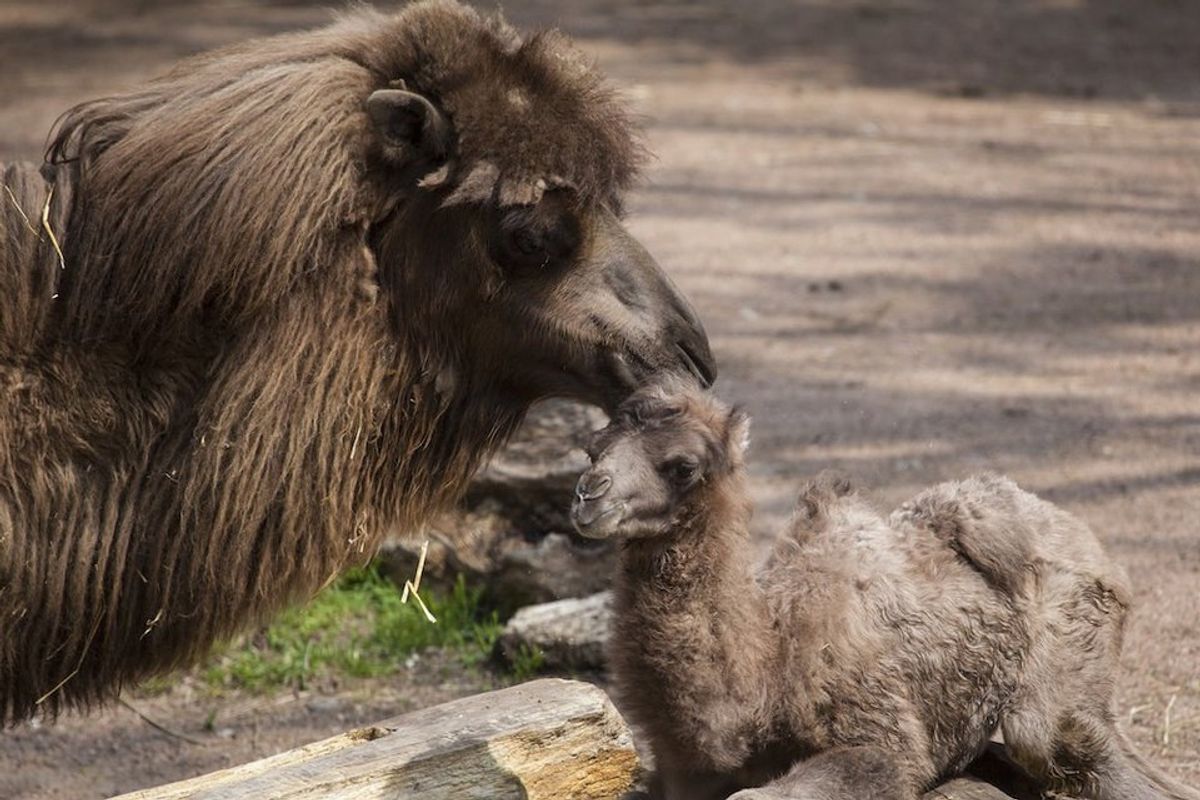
571 383 1198 800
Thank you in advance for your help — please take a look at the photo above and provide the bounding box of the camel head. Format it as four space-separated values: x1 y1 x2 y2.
41 2 712 416
571 382 750 539
365 5 715 412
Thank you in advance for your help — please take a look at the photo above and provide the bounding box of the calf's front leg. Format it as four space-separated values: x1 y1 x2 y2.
727 746 918 800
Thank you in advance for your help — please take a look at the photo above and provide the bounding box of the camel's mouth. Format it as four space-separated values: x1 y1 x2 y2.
570 497 626 539
592 340 715 413
675 339 717 389
600 347 659 410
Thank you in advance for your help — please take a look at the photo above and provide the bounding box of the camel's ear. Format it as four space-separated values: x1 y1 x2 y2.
726 408 751 461
366 88 452 165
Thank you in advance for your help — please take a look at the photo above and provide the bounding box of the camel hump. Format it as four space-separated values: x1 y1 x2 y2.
788 470 858 534
892 473 1038 597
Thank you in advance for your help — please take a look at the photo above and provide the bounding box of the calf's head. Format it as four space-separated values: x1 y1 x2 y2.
571 383 750 539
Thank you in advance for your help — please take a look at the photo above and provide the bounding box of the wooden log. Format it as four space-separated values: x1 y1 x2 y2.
110 679 641 800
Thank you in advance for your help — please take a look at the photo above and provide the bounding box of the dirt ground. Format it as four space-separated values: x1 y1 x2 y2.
1 0 1197 796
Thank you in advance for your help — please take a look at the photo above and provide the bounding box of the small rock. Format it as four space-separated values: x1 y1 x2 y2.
497 592 612 672
490 532 615 606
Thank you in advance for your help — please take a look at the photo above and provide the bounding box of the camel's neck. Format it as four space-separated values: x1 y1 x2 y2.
0 268 522 722
610 474 776 768
616 497 759 610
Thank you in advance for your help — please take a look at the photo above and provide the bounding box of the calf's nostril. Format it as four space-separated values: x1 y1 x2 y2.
577 473 613 501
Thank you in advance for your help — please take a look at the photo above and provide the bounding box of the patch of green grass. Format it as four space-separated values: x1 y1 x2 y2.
134 674 179 697
203 564 502 692
506 644 546 682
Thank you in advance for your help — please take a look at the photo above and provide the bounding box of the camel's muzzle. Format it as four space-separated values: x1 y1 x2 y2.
571 471 623 538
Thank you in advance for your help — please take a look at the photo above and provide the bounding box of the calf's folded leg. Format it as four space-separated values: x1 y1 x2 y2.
727 746 918 800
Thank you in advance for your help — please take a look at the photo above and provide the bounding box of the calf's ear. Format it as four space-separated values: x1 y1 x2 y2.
725 408 752 463
366 88 452 166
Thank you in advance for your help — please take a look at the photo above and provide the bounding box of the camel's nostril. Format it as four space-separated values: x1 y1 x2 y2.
577 473 613 501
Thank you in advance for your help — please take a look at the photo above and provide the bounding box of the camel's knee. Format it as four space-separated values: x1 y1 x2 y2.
1001 705 1060 780
1020 712 1171 800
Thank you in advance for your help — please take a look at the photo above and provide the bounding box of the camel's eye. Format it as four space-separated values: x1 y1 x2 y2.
491 221 553 274
504 226 547 261
490 194 581 277
510 229 544 257
664 457 699 486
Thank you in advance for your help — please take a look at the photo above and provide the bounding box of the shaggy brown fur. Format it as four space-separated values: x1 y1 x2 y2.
0 1 715 723
572 385 1199 800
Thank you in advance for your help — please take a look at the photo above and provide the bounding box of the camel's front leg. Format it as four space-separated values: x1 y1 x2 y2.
727 746 918 800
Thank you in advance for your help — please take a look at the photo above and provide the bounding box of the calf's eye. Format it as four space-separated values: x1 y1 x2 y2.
666 459 699 485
